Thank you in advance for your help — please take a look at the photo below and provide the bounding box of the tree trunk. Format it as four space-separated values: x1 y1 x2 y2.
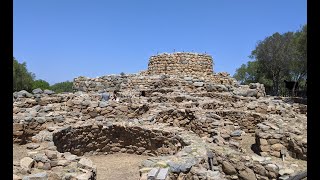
272 80 276 96
292 74 302 97
272 71 280 96
292 81 297 97
274 80 279 96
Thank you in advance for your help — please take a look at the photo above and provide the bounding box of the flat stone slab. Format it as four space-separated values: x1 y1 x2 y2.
156 168 169 180
147 168 159 180
22 172 48 180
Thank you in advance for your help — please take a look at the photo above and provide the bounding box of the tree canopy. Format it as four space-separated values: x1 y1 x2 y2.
13 57 35 92
50 81 74 93
32 79 51 90
234 24 307 96
13 57 74 93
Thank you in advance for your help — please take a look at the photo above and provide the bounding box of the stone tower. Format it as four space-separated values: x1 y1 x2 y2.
147 52 214 76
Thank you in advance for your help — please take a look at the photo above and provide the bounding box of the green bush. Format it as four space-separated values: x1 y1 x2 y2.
32 79 51 90
50 81 73 93
13 57 35 92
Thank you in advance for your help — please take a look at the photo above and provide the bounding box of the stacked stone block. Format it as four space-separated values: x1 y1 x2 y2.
53 124 185 156
147 52 214 76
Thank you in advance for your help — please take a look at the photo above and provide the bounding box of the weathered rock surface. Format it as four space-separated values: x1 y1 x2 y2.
20 157 34 170
13 52 307 180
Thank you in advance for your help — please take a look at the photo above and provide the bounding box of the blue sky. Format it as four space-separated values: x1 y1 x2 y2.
14 0 307 85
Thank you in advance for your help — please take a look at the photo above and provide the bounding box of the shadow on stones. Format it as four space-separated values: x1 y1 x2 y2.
251 143 261 155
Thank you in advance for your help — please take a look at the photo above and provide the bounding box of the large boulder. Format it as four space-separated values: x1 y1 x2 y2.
20 157 34 170
246 89 258 97
32 88 43 94
78 158 96 170
16 90 33 98
43 89 55 95
222 161 237 175
238 168 256 180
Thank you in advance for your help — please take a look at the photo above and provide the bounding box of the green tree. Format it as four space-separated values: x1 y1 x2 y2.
50 81 73 93
13 57 35 92
234 24 307 96
233 64 249 85
32 79 51 90
295 24 307 61
288 24 307 93
234 61 259 84
250 32 295 96
234 60 273 93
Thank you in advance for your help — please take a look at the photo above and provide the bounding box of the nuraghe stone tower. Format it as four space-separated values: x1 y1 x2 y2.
13 51 307 180
147 52 214 76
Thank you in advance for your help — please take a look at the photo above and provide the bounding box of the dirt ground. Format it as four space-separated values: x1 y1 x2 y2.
13 143 29 163
240 133 257 154
13 144 149 180
86 153 149 180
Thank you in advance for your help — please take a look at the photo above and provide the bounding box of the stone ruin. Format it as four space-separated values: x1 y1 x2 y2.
13 52 307 180
147 53 214 76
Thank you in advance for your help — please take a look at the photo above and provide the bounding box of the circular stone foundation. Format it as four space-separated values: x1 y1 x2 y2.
53 124 186 156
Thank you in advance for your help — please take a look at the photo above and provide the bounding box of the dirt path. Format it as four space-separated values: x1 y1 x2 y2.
240 133 257 154
86 153 149 180
13 143 29 163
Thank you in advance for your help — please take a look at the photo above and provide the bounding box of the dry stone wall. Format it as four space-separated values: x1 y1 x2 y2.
73 74 266 100
147 52 214 76
13 85 307 180
255 119 307 160
53 124 186 156
72 74 231 93
215 110 266 133
13 51 307 180
153 109 205 136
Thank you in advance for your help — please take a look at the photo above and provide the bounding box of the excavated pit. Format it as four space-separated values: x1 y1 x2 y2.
53 124 186 156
